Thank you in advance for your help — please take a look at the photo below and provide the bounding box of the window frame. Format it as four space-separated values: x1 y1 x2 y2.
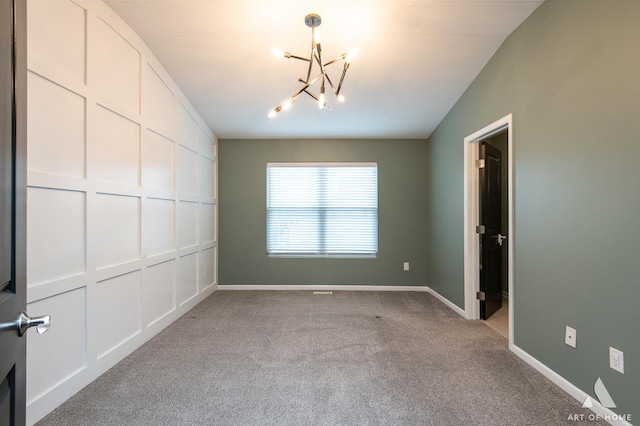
266 162 379 258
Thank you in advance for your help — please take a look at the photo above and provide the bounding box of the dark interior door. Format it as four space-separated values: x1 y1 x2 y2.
0 0 27 424
479 142 503 320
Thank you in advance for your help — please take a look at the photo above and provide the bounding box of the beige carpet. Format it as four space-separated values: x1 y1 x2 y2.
37 290 602 425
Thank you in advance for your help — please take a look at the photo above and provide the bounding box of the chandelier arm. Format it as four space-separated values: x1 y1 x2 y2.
285 80 316 108
319 74 326 108
297 74 322 88
303 90 332 111
302 89 318 101
335 64 350 96
313 21 326 75
314 50 326 75
304 49 315 83
323 54 347 67
324 73 338 96
290 75 319 100
307 24 319 82
289 54 310 62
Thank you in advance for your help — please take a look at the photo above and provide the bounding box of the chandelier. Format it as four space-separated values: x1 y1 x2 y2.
268 14 357 118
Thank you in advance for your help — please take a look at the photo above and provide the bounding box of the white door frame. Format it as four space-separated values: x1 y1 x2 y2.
463 113 514 346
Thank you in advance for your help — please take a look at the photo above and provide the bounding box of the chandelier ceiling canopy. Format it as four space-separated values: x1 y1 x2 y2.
269 14 357 118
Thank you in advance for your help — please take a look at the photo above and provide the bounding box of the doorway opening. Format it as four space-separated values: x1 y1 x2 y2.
463 114 514 347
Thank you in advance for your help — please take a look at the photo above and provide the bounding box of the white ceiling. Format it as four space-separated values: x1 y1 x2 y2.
104 0 543 139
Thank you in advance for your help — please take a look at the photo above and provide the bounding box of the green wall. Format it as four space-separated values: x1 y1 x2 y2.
427 0 639 418
219 139 428 286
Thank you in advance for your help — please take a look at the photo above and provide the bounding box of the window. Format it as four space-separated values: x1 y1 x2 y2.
266 162 378 257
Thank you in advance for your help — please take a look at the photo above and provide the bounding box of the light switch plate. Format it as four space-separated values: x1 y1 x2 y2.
609 347 624 374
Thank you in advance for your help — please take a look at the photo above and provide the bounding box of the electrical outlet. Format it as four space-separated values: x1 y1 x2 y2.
403 262 409 271
609 347 624 374
565 326 576 348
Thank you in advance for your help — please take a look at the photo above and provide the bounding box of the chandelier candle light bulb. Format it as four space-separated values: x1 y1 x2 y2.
345 49 358 64
268 14 356 118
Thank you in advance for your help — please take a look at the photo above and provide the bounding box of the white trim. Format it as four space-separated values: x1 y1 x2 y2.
218 284 465 317
511 344 633 426
267 162 377 167
218 285 430 292
218 285 467 317
424 287 466 317
463 114 515 348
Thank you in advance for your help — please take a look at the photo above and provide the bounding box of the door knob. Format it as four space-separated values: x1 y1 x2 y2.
496 234 507 246
0 311 51 337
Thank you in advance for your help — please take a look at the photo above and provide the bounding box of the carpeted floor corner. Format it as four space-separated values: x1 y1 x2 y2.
36 291 604 425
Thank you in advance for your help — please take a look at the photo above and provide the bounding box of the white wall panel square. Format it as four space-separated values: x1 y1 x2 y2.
93 106 140 186
176 103 197 151
199 203 215 244
199 157 215 198
96 271 141 358
27 188 85 286
26 288 86 404
178 201 197 249
199 247 216 289
23 0 218 419
143 198 174 256
93 19 140 112
142 130 174 191
94 194 140 268
177 146 198 194
143 260 175 326
199 129 214 159
27 0 86 82
27 73 85 178
143 64 174 136
177 253 198 304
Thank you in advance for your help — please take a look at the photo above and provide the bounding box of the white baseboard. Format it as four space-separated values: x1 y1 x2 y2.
218 285 468 318
427 288 631 425
511 344 632 426
423 287 466 317
217 284 430 292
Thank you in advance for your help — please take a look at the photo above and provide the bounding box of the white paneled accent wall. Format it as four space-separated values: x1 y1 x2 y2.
25 0 218 423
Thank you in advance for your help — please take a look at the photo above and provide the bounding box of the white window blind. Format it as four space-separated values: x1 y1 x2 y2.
266 162 378 257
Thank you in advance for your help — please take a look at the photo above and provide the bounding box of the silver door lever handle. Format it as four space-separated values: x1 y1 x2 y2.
0 311 51 336
496 234 507 246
